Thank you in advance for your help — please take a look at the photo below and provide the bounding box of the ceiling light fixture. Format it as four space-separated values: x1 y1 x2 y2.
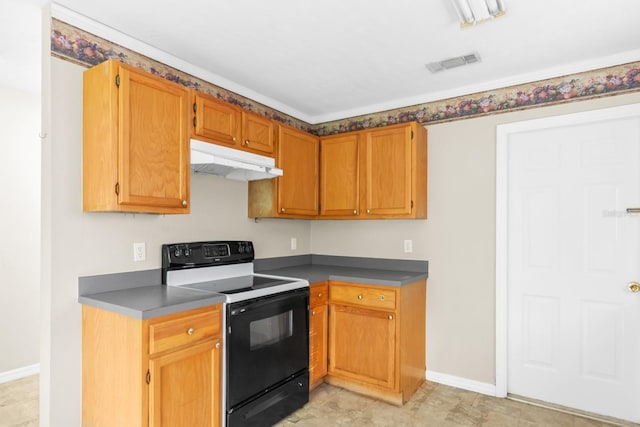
451 0 506 27
426 52 481 73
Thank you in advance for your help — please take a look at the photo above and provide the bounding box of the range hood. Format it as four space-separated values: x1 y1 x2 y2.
190 139 283 181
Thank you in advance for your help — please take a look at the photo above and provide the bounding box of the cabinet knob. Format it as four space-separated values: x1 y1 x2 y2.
317 292 322 297
280 208 285 213
312 310 316 316
182 200 188 207
388 315 393 320
187 327 194 335
357 294 363 300
215 342 220 349
353 210 357 215
244 140 250 145
366 209 371 214
232 137 237 142
379 295 385 301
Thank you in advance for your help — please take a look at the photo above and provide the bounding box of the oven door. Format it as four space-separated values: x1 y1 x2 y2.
226 287 309 410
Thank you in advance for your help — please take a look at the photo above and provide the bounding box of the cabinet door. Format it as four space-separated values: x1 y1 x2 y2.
241 111 275 154
309 303 328 386
192 92 241 147
362 125 413 216
320 134 360 217
149 339 221 427
328 304 396 390
118 65 190 212
277 126 319 216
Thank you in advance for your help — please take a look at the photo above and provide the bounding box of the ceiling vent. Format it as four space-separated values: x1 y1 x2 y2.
426 52 481 73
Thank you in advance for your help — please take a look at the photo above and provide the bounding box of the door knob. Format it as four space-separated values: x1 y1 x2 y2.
628 282 640 293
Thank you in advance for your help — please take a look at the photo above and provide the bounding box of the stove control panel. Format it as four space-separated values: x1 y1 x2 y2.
161 241 255 283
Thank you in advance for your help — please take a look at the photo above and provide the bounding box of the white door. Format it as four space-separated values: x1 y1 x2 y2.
505 106 640 423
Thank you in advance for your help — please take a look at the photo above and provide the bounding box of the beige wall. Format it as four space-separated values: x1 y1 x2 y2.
0 85 41 375
41 58 311 426
311 91 640 385
42 41 640 427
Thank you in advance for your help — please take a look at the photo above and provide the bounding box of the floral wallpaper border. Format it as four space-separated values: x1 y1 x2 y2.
51 18 640 136
315 62 640 136
51 19 313 133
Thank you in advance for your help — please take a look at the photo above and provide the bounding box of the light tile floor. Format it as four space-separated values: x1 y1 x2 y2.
0 375 38 427
1 375 637 427
276 381 638 427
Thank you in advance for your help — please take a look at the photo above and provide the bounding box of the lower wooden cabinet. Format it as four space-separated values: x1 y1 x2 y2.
82 304 222 427
329 304 396 390
326 280 426 405
309 282 328 389
149 340 221 427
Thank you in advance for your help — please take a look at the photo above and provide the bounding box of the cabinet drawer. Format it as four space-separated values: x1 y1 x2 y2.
310 282 328 307
329 282 396 310
149 306 221 356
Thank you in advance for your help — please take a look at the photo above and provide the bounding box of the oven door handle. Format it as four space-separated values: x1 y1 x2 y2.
229 289 308 316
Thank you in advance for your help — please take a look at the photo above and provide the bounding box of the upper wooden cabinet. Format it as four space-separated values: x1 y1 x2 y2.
248 125 319 218
191 92 275 155
83 59 190 214
320 122 427 219
241 111 275 155
320 133 360 217
192 92 241 147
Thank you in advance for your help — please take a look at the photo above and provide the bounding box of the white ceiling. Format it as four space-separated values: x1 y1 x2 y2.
1 0 44 94
4 0 640 123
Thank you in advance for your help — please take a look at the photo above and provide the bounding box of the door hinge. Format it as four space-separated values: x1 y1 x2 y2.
115 74 120 87
411 129 414 140
193 117 197 128
193 102 197 113
146 370 150 385
115 182 120 196
411 200 414 208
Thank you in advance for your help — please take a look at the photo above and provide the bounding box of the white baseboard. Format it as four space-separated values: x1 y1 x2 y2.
426 370 497 397
0 363 40 384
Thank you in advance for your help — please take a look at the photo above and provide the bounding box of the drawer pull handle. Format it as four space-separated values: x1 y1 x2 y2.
357 295 363 300
187 328 194 335
379 295 385 301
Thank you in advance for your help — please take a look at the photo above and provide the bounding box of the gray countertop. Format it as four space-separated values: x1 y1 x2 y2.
78 285 226 320
78 255 427 320
256 264 427 287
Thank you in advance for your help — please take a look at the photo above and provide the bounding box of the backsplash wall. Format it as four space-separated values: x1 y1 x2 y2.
42 58 312 426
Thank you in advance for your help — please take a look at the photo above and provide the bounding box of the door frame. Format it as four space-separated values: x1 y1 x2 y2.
495 102 640 398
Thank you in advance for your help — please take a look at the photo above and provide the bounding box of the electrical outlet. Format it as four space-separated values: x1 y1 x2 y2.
133 242 146 261
403 239 413 253
290 237 297 251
